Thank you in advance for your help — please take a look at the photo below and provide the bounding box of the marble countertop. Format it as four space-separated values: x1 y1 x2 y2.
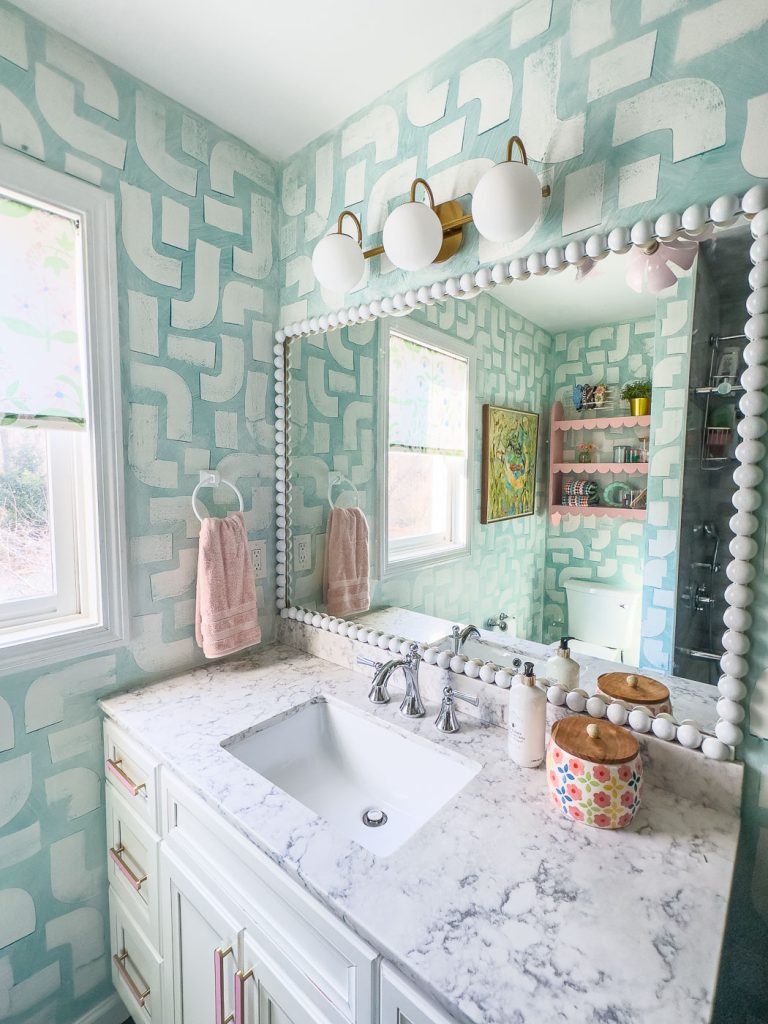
101 644 740 1024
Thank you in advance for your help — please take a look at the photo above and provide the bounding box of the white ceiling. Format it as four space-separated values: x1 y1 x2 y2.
14 0 519 160
492 253 659 333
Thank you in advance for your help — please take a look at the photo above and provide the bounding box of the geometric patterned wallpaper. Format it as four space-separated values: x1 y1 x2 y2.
0 3 278 1021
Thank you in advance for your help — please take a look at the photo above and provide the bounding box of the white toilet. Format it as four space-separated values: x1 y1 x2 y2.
563 579 642 666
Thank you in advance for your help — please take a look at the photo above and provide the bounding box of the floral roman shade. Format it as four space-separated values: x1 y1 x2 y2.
388 332 468 456
0 196 85 430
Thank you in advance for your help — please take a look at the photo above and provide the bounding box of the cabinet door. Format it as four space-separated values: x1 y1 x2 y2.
236 933 330 1024
380 964 459 1024
159 847 243 1024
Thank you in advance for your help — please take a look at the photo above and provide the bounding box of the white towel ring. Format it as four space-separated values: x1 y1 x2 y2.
192 470 244 523
328 472 360 509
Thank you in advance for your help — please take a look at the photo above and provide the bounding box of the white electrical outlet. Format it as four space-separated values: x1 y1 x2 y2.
294 534 312 572
249 541 267 579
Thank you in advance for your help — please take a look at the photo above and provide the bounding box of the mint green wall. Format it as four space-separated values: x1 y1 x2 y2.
0 4 279 1021
278 4 768 1022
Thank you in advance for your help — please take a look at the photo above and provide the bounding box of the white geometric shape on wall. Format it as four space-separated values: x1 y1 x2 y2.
281 161 307 217
167 334 217 368
303 142 334 243
150 546 198 601
675 0 768 63
47 718 101 764
510 0 553 48
201 336 245 402
204 194 244 234
520 42 585 162
45 767 101 820
50 832 103 903
161 196 190 250
135 91 198 195
406 71 449 127
562 162 605 235
613 79 726 162
214 410 239 449
0 698 12 753
128 403 179 489
35 64 126 168
245 370 267 430
341 105 399 163
342 401 373 450
209 139 274 196
171 240 221 329
618 155 661 209
0 7 28 69
307 357 339 418
128 290 159 356
0 890 35 950
0 755 32 830
640 0 686 22
285 255 314 298
222 281 264 324
25 657 117 732
457 58 513 134
132 613 197 673
45 908 105 998
149 496 201 540
0 959 61 1019
0 86 45 160
0 823 41 871
181 113 208 162
570 0 614 56
344 160 367 206
742 93 768 177
46 33 119 118
120 182 182 287
63 154 102 185
427 118 466 168
234 194 273 279
130 362 194 441
750 668 768 740
588 31 657 101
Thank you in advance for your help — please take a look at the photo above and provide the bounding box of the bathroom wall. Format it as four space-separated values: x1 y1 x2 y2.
0 4 278 1021
278 3 768 1022
290 290 553 637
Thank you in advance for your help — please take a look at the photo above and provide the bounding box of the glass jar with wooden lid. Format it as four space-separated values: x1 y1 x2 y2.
547 716 643 829
596 671 671 716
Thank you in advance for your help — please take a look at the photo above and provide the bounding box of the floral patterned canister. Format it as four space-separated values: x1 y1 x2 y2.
547 716 643 830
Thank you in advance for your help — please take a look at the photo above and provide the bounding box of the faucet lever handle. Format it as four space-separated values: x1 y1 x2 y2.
451 688 480 707
356 655 381 669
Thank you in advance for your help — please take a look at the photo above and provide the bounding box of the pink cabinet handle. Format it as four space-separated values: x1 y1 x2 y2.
114 951 149 1007
235 969 255 1024
214 946 234 1024
106 758 146 797
109 844 147 891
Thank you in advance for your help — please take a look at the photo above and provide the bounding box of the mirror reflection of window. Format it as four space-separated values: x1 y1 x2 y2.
386 330 469 568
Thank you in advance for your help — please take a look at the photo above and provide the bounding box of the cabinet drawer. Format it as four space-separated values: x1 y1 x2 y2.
163 775 377 1024
380 964 460 1024
106 785 160 949
110 890 163 1024
104 720 160 831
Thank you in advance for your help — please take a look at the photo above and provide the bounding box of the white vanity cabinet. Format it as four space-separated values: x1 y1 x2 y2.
104 719 459 1024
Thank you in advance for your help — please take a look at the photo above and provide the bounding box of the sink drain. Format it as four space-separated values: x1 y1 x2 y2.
362 808 388 828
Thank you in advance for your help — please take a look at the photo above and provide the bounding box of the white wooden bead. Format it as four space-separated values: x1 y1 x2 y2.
729 538 758 566
747 289 768 316
479 662 498 684
607 226 631 252
366 631 381 646
450 654 469 674
681 203 709 232
717 697 746 724
720 650 749 676
743 186 768 214
702 737 731 761
726 560 756 586
330 618 342 633
379 297 392 315
710 195 740 226
318 315 328 331
475 267 493 289
651 716 676 741
377 634 392 649
431 281 446 300
676 723 702 749
346 624 359 640
743 342 768 369
464 659 483 679
404 289 419 308
422 646 439 665
547 684 567 705
437 650 452 669
734 439 766 464
309 612 321 627
417 286 432 304
275 329 286 343
287 607 297 619
732 488 760 513
546 246 565 270
369 300 382 317
750 263 768 290
441 277 457 297
357 304 369 320
527 252 546 275
491 263 509 284
718 675 748 701
751 238 768 264
730 511 759 536
628 708 651 732
745 314 768 342
510 258 530 279
722 628 751 655
586 696 607 718
565 690 587 713
607 702 629 726
337 621 350 637
716 720 743 747
655 212 682 239
630 219 654 245
337 309 349 325
585 234 608 259
495 669 513 689
327 313 338 329
386 636 402 653
564 241 586 264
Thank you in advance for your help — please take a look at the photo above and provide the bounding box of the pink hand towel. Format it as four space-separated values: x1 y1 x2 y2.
324 506 370 617
195 512 261 658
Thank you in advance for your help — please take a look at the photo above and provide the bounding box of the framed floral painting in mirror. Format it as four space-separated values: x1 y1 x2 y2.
480 404 539 524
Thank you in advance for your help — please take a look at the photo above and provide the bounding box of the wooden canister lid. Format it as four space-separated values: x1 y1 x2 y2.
597 671 669 705
551 716 639 765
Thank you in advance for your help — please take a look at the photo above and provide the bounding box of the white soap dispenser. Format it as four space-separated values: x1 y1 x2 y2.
545 636 581 692
508 661 546 768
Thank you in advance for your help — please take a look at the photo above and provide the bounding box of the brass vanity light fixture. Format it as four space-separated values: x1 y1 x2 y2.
311 135 551 291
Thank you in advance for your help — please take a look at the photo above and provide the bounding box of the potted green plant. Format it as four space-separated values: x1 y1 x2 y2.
620 378 652 417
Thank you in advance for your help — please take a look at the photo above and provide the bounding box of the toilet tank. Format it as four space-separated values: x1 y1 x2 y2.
563 579 642 664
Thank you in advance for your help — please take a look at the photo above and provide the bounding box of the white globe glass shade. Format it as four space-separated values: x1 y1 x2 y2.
471 160 542 242
382 201 443 271
311 231 365 292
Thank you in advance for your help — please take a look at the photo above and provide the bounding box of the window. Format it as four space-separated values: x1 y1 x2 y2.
0 149 127 673
384 329 470 571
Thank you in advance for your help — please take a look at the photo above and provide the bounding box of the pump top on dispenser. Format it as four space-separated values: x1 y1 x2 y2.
545 636 581 692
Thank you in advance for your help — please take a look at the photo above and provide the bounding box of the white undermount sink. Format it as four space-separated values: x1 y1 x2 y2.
222 697 481 856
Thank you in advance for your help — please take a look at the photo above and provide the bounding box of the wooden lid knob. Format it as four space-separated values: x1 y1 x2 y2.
626 674 638 687
586 723 600 739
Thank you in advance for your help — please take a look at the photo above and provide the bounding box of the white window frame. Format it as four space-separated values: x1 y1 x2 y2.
378 320 474 578
0 148 129 675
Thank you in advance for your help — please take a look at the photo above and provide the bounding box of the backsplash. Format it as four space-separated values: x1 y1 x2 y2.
0 4 278 1021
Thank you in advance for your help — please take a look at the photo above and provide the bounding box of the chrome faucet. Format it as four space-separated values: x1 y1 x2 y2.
357 644 425 717
485 611 508 632
451 623 480 655
435 686 480 733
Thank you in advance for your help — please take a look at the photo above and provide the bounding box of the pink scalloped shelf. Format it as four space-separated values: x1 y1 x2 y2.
553 462 649 474
549 504 647 521
552 414 651 431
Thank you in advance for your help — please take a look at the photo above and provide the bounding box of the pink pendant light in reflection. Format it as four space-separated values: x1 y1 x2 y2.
626 238 699 294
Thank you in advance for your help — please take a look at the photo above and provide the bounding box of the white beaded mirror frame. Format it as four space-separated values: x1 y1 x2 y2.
273 185 768 762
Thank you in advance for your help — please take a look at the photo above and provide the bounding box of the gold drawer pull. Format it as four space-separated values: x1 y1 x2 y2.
109 844 147 891
106 758 146 797
114 950 150 1007
234 968 255 1024
214 946 234 1024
